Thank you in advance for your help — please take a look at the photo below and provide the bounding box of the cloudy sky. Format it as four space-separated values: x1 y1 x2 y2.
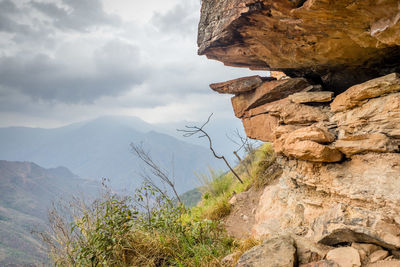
0 0 266 128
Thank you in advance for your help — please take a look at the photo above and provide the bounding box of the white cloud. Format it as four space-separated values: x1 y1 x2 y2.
0 0 268 127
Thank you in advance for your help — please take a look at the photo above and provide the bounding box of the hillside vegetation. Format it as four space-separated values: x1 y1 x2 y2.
41 143 275 266
0 161 99 266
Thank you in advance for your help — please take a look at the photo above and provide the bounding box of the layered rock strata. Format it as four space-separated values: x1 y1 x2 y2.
198 1 400 266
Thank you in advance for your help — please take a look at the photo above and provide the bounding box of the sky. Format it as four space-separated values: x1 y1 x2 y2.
0 0 267 128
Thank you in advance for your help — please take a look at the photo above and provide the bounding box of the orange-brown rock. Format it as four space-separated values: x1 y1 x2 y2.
253 153 400 250
326 247 361 267
284 126 335 144
242 113 279 142
332 92 400 138
262 101 329 125
282 140 342 163
331 73 400 112
198 0 400 91
231 78 309 118
299 261 339 267
209 75 265 94
289 92 334 104
335 133 399 157
369 250 389 263
366 260 400 267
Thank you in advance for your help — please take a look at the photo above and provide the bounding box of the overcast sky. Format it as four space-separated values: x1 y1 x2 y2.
0 0 266 128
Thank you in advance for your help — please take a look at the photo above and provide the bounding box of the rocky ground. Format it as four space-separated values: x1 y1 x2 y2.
197 0 400 266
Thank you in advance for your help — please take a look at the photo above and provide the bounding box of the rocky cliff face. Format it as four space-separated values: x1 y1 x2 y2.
198 0 400 266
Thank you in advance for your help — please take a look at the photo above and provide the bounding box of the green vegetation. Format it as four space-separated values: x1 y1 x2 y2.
41 143 278 266
190 143 276 221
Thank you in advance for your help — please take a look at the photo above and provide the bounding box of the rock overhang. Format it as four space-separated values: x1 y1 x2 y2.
198 0 400 92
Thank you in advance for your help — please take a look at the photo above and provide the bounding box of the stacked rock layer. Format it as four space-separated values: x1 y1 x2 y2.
198 0 400 266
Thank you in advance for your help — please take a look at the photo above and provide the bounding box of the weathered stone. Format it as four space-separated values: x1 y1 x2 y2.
282 140 342 163
270 71 287 80
299 261 339 267
242 113 279 142
331 73 400 112
326 247 361 267
198 1 400 91
221 252 240 266
285 125 336 144
275 125 341 162
335 133 399 157
293 235 331 265
209 75 265 94
352 243 381 257
366 260 400 267
262 101 329 125
333 92 400 139
252 154 400 250
289 92 334 104
369 250 389 263
231 78 309 118
235 235 296 267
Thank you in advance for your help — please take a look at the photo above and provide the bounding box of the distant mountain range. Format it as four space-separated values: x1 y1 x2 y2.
0 160 99 266
0 116 241 193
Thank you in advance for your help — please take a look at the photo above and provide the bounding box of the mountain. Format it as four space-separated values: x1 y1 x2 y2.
0 116 226 193
0 160 99 266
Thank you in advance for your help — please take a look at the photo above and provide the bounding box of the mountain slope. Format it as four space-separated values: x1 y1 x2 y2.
0 161 99 266
0 116 225 193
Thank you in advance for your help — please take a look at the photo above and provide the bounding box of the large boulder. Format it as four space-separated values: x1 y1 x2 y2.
235 235 297 267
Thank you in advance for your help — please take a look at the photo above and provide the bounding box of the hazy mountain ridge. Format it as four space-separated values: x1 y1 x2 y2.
0 116 229 193
0 160 99 266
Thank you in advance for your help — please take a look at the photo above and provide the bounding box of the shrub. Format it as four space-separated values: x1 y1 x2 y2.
40 182 234 267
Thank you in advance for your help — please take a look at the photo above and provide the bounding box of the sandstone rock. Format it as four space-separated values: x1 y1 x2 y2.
326 247 361 267
299 260 339 267
332 92 400 139
351 243 381 258
285 126 336 144
277 125 341 162
335 133 399 157
235 235 296 267
366 260 400 267
331 73 400 112
369 249 389 263
293 235 332 265
242 113 279 142
261 100 329 125
270 71 287 80
289 92 334 104
209 75 266 94
253 154 400 250
231 78 309 118
198 0 400 91
282 140 342 163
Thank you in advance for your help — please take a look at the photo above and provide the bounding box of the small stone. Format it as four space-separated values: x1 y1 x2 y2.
369 250 389 263
366 260 400 267
289 91 334 104
299 260 339 267
242 215 249 221
229 195 238 205
326 247 361 267
221 252 240 266
210 75 265 94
